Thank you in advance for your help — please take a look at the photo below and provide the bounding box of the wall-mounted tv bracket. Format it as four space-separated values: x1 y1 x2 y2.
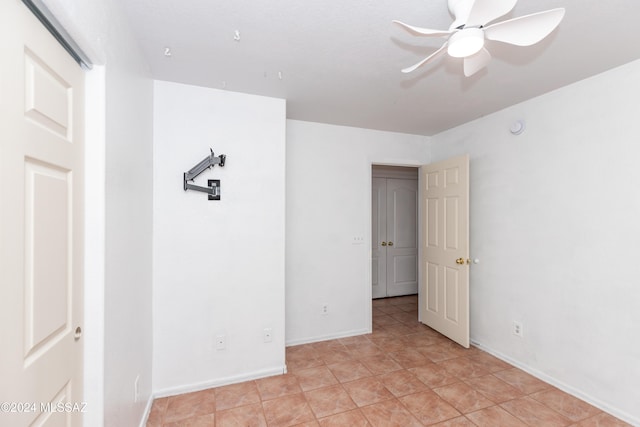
183 149 226 200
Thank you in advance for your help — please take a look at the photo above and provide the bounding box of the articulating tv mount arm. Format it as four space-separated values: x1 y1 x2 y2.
183 149 226 200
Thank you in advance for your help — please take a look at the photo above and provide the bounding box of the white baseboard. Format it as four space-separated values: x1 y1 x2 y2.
152 365 287 399
285 328 370 347
138 395 154 427
471 340 640 427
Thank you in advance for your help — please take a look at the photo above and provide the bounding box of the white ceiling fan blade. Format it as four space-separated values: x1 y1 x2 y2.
484 8 565 46
465 0 518 27
401 43 448 73
463 47 491 76
392 20 452 37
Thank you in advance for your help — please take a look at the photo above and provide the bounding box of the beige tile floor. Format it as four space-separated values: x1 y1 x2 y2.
146 295 630 426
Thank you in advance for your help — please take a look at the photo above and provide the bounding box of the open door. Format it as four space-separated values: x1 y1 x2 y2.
418 155 470 347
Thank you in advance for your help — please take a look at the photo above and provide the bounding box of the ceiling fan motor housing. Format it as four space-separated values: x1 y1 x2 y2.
448 28 485 57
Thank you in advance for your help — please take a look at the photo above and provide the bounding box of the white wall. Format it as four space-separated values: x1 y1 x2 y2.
153 81 286 394
102 41 154 427
42 1 155 426
431 59 640 425
286 120 429 345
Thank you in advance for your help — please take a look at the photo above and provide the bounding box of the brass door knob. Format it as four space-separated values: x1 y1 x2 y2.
455 258 465 265
388 242 393 246
381 242 387 246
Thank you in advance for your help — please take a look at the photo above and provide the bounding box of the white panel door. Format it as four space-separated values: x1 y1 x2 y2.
0 1 85 426
372 178 387 299
419 156 469 348
372 177 418 298
385 179 418 297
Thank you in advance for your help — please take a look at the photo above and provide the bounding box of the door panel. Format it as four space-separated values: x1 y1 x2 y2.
0 1 85 425
372 178 387 299
386 179 418 296
419 156 469 348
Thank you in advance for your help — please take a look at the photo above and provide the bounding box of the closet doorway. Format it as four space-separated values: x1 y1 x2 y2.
372 166 418 299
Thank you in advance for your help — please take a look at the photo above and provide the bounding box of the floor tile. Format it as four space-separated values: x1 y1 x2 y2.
163 413 215 426
399 390 461 425
293 366 338 391
377 369 428 397
464 374 524 403
318 409 370 427
326 360 373 383
262 393 315 427
318 348 353 365
466 351 512 373
375 305 405 315
360 398 423 427
389 348 432 368
437 356 491 380
255 373 301 401
304 384 356 418
466 405 528 427
500 396 572 427
390 311 417 324
433 382 495 414
372 315 400 327
145 295 629 427
146 396 169 426
418 344 466 363
381 323 414 336
164 389 216 423
345 341 383 358
430 416 476 426
408 363 459 388
358 354 403 375
214 381 260 412
216 403 265 427
531 388 602 422
571 412 633 426
368 336 409 353
342 377 394 407
404 333 443 348
493 367 551 394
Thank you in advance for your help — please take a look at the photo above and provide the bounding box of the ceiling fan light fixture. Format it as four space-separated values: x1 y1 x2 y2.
447 28 485 58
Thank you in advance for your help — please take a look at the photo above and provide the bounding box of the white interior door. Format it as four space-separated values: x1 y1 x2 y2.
385 179 418 297
419 156 470 348
0 1 85 425
372 178 387 299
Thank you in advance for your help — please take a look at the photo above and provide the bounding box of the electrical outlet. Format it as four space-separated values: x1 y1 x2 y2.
263 328 273 343
134 375 140 402
215 334 226 350
321 304 329 315
513 321 523 337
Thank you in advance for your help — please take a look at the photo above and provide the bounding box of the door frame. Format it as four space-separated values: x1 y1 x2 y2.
366 159 424 331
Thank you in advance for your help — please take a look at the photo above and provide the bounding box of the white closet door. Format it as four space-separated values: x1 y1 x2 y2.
372 178 387 299
385 179 418 296
372 177 417 299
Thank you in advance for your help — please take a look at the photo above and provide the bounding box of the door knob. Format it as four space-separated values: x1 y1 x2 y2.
388 242 393 246
74 326 82 340
455 258 465 265
381 242 387 246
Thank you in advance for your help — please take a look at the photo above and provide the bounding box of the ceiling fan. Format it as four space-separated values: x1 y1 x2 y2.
393 0 565 76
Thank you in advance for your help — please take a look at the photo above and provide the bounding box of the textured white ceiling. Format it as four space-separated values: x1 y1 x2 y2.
116 0 640 136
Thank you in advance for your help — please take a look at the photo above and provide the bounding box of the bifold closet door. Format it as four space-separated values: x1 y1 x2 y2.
372 178 418 298
385 179 418 296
